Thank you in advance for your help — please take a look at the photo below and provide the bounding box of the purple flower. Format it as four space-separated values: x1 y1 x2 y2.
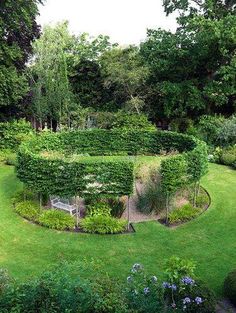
183 297 191 305
181 276 195 285
195 297 203 305
144 287 150 294
170 284 177 291
151 275 158 283
131 263 142 273
127 276 132 283
162 282 170 288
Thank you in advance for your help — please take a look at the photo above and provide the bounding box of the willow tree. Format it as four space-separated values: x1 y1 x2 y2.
29 21 73 129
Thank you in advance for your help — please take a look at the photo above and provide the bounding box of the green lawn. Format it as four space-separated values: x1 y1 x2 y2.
0 163 235 298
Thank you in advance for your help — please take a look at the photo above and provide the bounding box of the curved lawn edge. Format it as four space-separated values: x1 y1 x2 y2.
0 163 235 299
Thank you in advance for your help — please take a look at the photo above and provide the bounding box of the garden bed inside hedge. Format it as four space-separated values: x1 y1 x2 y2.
158 186 211 227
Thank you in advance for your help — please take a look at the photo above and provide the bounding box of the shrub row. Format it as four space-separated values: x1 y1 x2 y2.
25 129 197 155
17 129 207 199
0 258 217 313
15 201 75 231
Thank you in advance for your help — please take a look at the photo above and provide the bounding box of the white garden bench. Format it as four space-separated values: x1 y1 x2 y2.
50 197 77 216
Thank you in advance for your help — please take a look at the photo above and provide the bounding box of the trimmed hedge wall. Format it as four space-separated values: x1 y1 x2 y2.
26 129 196 155
17 129 207 198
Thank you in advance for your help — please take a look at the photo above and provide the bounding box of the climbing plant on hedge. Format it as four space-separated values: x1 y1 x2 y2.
160 155 188 223
185 143 208 207
16 129 208 201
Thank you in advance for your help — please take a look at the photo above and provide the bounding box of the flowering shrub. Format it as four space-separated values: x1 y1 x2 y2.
125 263 165 313
125 261 216 312
163 257 216 312
0 259 216 312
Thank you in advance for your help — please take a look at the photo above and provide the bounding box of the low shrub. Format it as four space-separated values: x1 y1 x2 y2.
163 278 217 313
38 210 75 231
168 204 201 224
86 196 126 218
0 150 17 166
0 269 11 294
217 115 236 147
163 256 216 312
0 119 34 151
224 269 236 306
219 145 236 166
87 202 111 217
12 189 36 205
15 201 41 222
126 264 165 313
164 256 196 283
80 215 127 234
196 192 209 208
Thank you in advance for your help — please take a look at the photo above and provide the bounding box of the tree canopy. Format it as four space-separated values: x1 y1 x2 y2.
0 0 42 118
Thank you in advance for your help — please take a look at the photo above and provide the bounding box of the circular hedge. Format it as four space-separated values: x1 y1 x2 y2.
16 129 208 198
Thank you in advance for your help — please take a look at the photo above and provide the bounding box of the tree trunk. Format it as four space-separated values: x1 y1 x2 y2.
39 193 42 209
165 193 169 225
127 196 130 231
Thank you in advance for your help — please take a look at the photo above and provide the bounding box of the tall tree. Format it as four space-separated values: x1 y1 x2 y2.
140 0 236 122
100 47 149 114
0 0 42 119
29 22 74 129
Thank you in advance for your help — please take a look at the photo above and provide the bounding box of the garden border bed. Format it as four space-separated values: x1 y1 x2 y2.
158 186 211 228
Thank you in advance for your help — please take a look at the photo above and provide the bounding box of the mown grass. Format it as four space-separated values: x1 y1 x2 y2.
0 163 235 298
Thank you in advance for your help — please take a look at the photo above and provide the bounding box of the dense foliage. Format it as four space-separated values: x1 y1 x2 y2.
80 215 127 234
0 0 42 118
224 269 236 306
168 204 202 224
15 200 41 222
38 209 75 231
0 258 216 312
0 119 33 151
16 129 207 199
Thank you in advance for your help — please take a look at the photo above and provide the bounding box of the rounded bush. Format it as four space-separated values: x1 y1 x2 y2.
224 269 236 306
15 201 41 222
80 215 127 234
38 210 75 231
